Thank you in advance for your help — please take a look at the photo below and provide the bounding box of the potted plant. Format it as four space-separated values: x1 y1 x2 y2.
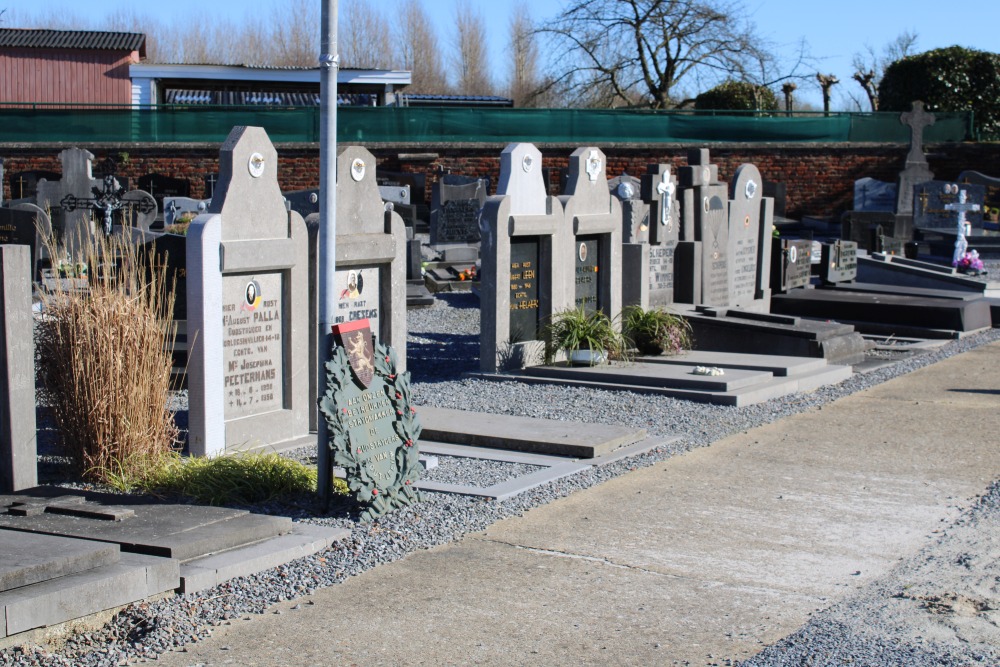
622 305 692 356
543 307 629 366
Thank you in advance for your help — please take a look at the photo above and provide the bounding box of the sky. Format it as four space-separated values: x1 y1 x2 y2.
7 0 1000 110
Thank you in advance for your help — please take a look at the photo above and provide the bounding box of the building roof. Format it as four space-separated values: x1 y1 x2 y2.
130 63 411 87
0 29 146 56
397 94 514 108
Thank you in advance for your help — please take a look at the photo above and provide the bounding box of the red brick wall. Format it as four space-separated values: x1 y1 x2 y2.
3 142 999 218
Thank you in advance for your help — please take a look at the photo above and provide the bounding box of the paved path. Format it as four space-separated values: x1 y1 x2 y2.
156 343 1000 667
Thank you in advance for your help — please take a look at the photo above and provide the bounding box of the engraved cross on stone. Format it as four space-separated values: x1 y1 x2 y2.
945 187 981 264
900 101 936 166
656 166 676 228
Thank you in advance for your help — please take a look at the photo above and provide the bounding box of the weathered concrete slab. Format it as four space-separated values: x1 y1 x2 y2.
417 406 646 459
0 493 292 561
0 530 119 593
180 524 349 593
2 552 177 638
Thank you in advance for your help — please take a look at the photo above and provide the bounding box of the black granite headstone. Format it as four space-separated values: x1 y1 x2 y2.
509 238 541 342
0 207 44 280
913 181 986 230
819 240 858 284
770 238 812 293
8 170 60 201
574 236 600 313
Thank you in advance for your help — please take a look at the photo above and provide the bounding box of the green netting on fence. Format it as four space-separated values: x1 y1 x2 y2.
0 105 975 144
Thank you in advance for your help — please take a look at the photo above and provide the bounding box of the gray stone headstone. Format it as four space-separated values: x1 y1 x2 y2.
0 203 52 281
187 126 310 457
480 143 570 372
677 149 728 306
820 240 858 284
914 180 986 230
560 147 622 319
0 245 37 492
727 164 772 312
36 148 104 256
853 177 898 212
896 101 936 217
163 196 209 228
770 238 812 293
430 175 487 245
639 163 681 307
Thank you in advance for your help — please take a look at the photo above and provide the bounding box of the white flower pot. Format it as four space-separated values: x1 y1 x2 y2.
569 349 607 366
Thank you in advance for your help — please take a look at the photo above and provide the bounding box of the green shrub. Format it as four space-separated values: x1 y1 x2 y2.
694 80 779 111
879 46 1000 140
622 306 692 356
543 308 629 365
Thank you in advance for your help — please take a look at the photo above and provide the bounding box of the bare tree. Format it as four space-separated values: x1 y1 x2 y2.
341 0 394 69
850 30 918 111
395 0 449 94
507 2 542 106
453 4 494 96
538 0 778 109
270 0 320 67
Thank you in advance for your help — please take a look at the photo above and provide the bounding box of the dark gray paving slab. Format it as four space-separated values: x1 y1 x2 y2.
0 492 292 561
521 361 774 391
2 552 178 638
638 350 829 376
0 530 119 593
417 406 646 459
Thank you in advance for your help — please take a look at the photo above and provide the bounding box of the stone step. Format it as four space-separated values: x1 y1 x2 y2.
521 362 775 392
1 552 178 639
179 523 350 593
636 350 830 377
416 406 647 459
0 530 119 593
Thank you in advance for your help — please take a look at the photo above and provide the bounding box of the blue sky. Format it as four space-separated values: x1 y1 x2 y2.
8 0 1000 110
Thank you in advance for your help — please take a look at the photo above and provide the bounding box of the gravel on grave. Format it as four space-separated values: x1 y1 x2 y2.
5 291 1000 667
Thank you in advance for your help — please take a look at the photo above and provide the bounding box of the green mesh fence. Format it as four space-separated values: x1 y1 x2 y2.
0 105 974 144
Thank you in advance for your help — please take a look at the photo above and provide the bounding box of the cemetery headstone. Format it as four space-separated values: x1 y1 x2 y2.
896 101 935 218
913 180 985 230
284 188 321 219
163 196 209 229
430 174 488 245
841 210 898 251
640 163 681 307
0 204 52 281
676 149 729 306
186 126 311 457
479 143 570 372
8 170 60 203
770 238 812 293
854 177 898 212
317 318 422 521
610 172 648 244
559 147 622 319
945 187 981 264
726 163 773 312
819 240 858 284
377 171 426 228
203 173 219 200
959 170 1000 222
137 173 190 218
0 245 37 492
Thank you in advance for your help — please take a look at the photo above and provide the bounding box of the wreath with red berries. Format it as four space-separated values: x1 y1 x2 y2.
319 339 423 522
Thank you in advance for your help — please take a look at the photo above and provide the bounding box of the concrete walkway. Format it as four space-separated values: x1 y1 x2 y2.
155 343 1000 667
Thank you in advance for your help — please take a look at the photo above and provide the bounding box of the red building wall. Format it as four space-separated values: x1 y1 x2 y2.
0 48 137 104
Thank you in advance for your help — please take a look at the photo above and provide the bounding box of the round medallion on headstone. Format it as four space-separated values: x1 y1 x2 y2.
745 179 758 200
701 166 711 183
578 242 588 263
521 155 534 173
351 158 366 182
248 152 266 178
789 245 798 263
703 197 710 212
309 192 318 203
744 215 751 228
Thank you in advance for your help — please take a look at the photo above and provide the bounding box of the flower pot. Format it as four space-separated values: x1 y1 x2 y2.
568 349 607 366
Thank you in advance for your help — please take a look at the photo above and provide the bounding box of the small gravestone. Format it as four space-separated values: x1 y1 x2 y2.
8 170 60 202
318 318 422 521
841 210 898 250
771 238 812 293
854 177 898 212
958 170 1000 222
726 164 773 312
163 196 208 229
430 174 487 245
137 173 190 217
913 180 986 230
0 245 37 492
187 127 310 457
820 240 858 284
896 101 935 218
560 147 622 318
0 204 52 281
480 143 570 372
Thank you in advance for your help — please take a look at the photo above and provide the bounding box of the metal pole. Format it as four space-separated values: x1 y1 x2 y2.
317 0 338 507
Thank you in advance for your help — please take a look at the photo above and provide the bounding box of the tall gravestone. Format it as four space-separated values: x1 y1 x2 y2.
0 245 36 492
640 163 681 307
675 149 729 306
480 143 570 372
895 101 935 235
187 126 311 457
726 164 773 312
36 148 103 255
559 147 622 318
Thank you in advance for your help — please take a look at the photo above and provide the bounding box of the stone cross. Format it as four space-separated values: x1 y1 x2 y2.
900 101 935 167
945 186 981 264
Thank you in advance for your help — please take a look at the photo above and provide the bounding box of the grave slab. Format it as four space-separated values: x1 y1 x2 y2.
416 406 646 459
0 530 119 593
521 362 774 392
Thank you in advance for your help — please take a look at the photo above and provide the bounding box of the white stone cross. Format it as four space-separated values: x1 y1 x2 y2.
656 166 676 227
945 187 980 264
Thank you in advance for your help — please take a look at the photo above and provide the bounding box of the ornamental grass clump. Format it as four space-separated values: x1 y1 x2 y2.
35 231 179 488
622 305 693 356
543 307 630 365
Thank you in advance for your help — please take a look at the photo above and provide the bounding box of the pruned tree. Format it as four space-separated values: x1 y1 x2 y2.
538 0 778 109
507 2 543 107
849 30 918 111
454 4 494 96
340 0 394 69
395 0 449 94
